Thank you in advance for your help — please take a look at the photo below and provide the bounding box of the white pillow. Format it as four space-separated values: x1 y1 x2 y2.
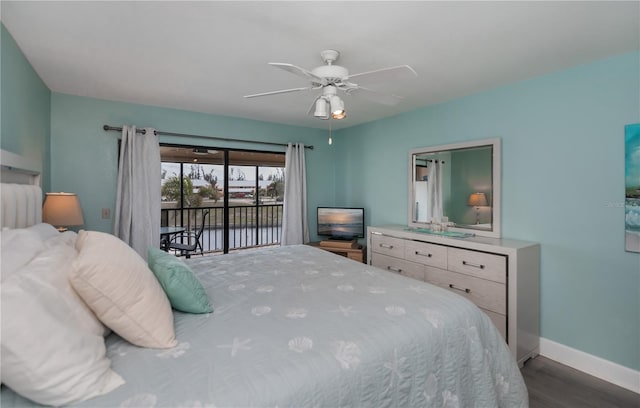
1 260 124 405
71 230 177 349
0 228 44 282
44 229 78 249
26 222 60 241
24 240 107 337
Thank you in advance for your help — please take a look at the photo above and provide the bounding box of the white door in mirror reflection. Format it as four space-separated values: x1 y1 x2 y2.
415 180 428 222
426 161 443 222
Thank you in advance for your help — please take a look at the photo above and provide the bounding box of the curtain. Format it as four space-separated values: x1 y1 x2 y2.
281 143 309 245
427 161 443 223
113 126 161 260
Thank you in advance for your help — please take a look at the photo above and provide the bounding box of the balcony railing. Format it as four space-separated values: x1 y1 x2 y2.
161 204 283 253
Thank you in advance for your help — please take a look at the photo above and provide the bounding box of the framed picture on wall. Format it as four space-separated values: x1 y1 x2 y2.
625 123 640 253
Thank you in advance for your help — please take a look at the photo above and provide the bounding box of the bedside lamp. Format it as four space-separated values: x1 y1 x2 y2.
43 193 84 232
467 192 488 225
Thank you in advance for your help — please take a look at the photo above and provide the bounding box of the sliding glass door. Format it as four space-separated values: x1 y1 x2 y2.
160 144 285 254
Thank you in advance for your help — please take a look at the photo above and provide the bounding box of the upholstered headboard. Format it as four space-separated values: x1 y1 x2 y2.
1 184 43 229
1 149 43 229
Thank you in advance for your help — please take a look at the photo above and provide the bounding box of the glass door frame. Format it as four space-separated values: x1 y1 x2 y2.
160 142 285 254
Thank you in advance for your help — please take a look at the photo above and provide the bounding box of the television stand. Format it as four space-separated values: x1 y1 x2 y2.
308 240 366 263
320 238 358 249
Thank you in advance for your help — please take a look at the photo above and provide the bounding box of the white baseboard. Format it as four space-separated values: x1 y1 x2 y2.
539 337 640 394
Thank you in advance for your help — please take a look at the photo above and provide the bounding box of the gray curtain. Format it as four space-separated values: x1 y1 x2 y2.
281 143 309 245
113 126 160 259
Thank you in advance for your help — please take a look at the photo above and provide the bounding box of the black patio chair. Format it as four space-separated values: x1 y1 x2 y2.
168 210 209 258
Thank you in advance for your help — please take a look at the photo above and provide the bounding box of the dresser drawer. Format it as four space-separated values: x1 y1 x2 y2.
371 234 405 258
447 247 507 284
482 308 507 340
404 240 448 269
424 266 506 315
372 253 425 281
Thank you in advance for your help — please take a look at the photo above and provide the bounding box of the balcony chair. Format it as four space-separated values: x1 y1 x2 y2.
168 210 209 258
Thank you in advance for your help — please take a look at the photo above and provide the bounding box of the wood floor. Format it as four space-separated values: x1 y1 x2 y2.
521 356 639 408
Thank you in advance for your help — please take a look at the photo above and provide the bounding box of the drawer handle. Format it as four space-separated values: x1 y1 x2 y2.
415 251 432 258
387 266 402 273
462 260 485 269
449 284 471 294
379 243 394 249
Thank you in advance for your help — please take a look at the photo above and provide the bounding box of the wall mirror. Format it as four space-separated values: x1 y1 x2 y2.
408 138 501 238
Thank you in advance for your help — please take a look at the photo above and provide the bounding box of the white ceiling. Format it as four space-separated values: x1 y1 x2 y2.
2 1 639 130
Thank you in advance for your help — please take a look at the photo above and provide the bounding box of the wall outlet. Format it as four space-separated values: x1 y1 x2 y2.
101 208 110 219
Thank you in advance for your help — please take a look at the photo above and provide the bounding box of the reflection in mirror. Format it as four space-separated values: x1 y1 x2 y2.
408 138 501 238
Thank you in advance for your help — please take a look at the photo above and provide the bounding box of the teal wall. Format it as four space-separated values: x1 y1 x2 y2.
334 52 640 371
50 93 334 236
0 24 51 190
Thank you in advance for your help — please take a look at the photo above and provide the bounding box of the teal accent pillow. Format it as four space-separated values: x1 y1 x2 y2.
147 247 213 314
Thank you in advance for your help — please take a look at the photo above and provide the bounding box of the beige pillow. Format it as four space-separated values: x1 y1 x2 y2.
71 230 177 349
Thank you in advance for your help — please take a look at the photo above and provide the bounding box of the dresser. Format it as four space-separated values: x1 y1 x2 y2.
367 225 540 366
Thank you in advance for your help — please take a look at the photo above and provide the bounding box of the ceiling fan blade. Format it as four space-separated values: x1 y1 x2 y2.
347 65 417 84
244 87 311 98
347 86 404 106
269 63 326 84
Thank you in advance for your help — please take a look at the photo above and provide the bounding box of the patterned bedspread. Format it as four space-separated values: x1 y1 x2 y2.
1 245 527 407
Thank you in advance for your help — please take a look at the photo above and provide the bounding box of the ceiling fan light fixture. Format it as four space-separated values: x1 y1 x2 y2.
314 98 329 119
330 95 346 120
331 110 346 120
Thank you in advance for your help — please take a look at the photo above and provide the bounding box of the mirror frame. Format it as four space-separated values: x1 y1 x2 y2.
407 138 502 238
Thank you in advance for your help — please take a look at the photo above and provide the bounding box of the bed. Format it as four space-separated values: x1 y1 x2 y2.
0 175 528 407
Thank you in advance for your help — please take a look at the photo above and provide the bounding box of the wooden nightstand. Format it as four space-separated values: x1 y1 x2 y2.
307 241 366 263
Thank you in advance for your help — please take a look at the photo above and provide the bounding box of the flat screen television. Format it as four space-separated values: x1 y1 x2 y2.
317 207 365 240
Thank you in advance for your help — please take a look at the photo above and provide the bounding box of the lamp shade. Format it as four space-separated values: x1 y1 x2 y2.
43 193 84 228
467 192 488 207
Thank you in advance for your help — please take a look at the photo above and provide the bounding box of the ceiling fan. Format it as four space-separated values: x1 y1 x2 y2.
244 50 418 120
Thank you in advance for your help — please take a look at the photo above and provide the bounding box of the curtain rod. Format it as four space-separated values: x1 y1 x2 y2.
102 125 313 150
